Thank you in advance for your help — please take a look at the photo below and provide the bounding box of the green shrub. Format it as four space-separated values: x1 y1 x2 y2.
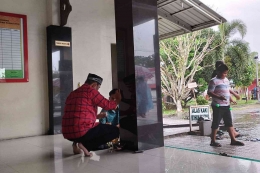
162 102 166 110
196 95 208 105
164 102 176 110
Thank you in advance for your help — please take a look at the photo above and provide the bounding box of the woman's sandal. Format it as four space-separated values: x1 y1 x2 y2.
113 143 126 151
230 141 245 146
216 136 223 140
210 141 222 147
78 143 93 157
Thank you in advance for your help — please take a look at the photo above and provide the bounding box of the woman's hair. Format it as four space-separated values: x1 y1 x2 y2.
211 60 225 78
215 60 224 69
217 64 229 73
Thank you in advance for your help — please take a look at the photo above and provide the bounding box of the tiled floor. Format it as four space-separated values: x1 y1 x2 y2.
165 135 260 162
0 135 260 173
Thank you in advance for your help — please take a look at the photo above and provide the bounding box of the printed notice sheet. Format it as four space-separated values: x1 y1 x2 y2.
0 14 24 79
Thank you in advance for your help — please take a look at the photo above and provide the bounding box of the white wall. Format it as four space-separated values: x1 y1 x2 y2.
0 0 48 139
67 0 116 98
0 0 116 140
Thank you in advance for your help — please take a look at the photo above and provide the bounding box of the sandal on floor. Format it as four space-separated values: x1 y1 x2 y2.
113 143 126 151
210 142 222 147
230 141 245 146
216 136 223 140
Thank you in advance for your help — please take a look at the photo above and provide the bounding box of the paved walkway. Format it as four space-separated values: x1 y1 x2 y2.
163 118 199 137
163 104 260 162
165 135 260 162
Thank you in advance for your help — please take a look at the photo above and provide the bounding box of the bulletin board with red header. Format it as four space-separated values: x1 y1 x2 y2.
0 12 28 83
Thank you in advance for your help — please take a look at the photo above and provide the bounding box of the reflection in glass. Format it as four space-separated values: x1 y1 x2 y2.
134 19 158 123
52 51 62 133
115 0 163 150
47 26 73 135
136 66 154 118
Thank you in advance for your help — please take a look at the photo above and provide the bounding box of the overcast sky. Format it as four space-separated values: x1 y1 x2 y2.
200 0 260 58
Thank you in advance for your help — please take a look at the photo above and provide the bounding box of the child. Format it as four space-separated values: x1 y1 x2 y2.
91 89 120 151
99 89 120 127
98 89 123 150
208 64 244 147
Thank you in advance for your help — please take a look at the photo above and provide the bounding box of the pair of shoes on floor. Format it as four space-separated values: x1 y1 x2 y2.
216 135 223 140
113 143 126 151
217 130 224 135
210 140 245 147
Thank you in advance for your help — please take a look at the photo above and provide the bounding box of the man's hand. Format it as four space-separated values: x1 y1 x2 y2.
97 112 107 119
218 95 227 100
208 91 226 101
231 100 237 105
230 90 240 100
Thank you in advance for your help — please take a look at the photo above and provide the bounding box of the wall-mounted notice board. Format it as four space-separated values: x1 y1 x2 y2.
0 12 28 83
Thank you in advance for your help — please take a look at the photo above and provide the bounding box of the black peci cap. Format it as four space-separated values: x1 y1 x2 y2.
85 73 103 85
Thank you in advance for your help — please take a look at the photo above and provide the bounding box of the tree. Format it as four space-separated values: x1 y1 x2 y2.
195 20 252 87
193 20 248 84
225 40 255 87
160 29 219 112
218 19 247 61
211 20 256 88
135 55 154 68
160 19 253 111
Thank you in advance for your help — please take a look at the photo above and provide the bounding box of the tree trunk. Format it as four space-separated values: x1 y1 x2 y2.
176 100 182 112
245 87 248 103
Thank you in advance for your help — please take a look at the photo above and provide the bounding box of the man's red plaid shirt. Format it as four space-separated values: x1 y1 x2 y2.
62 84 117 139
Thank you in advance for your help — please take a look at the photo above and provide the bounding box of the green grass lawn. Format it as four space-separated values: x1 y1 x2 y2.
232 99 258 110
163 99 258 116
163 109 177 116
163 107 189 116
236 99 258 105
